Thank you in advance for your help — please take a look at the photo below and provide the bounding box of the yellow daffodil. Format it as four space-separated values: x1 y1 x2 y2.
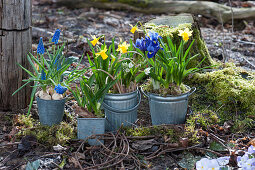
130 24 138 34
96 46 108 60
116 41 130 54
91 35 99 46
178 28 193 42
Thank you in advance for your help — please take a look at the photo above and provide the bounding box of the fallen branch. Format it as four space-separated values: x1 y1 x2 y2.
56 0 255 23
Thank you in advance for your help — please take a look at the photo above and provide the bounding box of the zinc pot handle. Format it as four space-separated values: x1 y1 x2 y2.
140 87 150 99
102 90 142 113
188 87 196 96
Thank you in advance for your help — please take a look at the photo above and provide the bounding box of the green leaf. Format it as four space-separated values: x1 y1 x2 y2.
25 160 40 170
177 152 201 170
209 141 228 152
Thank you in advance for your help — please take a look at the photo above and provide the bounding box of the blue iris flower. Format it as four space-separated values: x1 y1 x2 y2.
52 29 61 45
41 69 46 80
54 84 67 94
134 31 163 58
147 42 157 58
37 37 45 54
134 37 148 51
148 31 162 42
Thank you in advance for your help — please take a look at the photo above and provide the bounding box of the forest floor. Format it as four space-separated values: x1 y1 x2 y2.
1 0 255 169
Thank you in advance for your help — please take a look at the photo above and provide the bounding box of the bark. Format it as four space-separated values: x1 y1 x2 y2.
0 0 32 111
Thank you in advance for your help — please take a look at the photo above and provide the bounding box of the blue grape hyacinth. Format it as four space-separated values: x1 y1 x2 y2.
41 69 46 80
37 37 45 54
52 29 61 44
54 84 67 94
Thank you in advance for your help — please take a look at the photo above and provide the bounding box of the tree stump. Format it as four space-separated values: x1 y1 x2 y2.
134 14 213 68
0 0 32 111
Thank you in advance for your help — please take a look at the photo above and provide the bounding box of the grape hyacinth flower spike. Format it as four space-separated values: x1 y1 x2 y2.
37 37 45 55
54 84 67 94
52 29 61 44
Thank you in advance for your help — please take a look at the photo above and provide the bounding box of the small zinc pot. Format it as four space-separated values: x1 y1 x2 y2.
36 97 66 126
103 89 141 132
77 117 105 146
141 86 196 125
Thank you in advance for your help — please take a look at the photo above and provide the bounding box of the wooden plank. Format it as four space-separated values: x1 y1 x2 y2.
0 0 32 111
1 0 31 30
0 29 32 111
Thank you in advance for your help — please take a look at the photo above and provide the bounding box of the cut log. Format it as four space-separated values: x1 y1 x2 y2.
134 14 213 68
0 0 32 111
56 0 255 23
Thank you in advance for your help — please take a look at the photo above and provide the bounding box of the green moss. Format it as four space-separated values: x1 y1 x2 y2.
124 125 185 143
17 122 75 146
232 117 254 133
186 110 219 130
14 114 34 128
185 110 219 143
15 114 76 146
185 64 255 132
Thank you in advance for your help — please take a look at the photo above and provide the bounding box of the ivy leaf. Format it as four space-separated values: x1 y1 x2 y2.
177 152 201 170
25 160 40 170
209 141 228 152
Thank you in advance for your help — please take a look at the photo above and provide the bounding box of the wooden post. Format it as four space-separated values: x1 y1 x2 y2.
0 0 32 111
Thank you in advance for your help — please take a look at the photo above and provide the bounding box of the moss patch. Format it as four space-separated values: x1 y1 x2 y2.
185 64 255 132
15 114 76 147
124 125 195 144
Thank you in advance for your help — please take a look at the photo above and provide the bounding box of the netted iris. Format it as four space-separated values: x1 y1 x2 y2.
134 31 163 58
134 37 148 52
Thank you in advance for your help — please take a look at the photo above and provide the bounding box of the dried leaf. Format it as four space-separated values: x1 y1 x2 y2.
248 138 255 146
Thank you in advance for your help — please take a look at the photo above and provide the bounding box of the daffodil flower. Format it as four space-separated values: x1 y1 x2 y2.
117 41 130 54
96 46 108 60
178 28 193 42
130 24 138 34
91 35 99 46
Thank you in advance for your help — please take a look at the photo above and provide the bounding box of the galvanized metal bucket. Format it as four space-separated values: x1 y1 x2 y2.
77 118 105 146
36 97 66 126
141 86 196 125
103 89 141 132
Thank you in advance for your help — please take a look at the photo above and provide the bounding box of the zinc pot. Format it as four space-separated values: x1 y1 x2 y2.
77 117 105 146
141 86 196 125
103 89 141 132
36 97 66 126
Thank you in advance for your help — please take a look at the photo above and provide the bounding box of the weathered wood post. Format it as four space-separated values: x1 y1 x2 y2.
0 0 32 111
